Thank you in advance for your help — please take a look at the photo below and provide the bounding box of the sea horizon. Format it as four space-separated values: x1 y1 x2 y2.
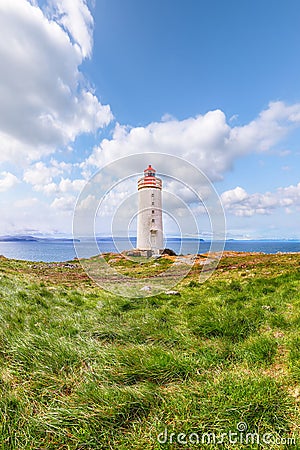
1 234 300 242
0 236 300 262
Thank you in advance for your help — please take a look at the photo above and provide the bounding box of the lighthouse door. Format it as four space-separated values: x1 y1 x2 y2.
150 230 157 249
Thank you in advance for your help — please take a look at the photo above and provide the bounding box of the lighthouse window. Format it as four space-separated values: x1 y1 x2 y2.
152 219 155 223
152 210 155 214
151 193 154 197
152 201 154 205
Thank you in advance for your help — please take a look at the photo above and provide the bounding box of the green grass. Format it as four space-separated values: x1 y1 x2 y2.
0 253 299 448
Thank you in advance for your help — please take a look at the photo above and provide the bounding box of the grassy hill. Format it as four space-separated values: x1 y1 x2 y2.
0 252 299 449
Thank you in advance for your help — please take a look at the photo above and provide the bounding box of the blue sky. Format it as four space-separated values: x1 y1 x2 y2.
89 0 300 123
1 0 300 239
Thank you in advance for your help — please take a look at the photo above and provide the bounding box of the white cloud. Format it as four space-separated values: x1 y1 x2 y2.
47 0 94 58
87 111 232 181
58 178 85 193
227 101 299 153
77 194 97 211
0 0 112 165
36 182 58 195
221 186 248 205
23 161 62 185
279 149 291 157
50 159 72 172
221 182 300 217
278 182 300 207
23 160 86 195
0 196 73 235
14 197 39 208
51 195 76 211
0 171 19 192
86 101 300 183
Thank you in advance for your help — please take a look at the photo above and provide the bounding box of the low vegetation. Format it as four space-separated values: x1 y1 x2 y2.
0 252 299 449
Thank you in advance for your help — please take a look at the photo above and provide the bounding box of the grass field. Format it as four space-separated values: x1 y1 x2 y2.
0 252 299 449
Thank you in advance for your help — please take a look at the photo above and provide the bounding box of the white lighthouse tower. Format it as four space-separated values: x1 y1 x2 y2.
137 165 164 254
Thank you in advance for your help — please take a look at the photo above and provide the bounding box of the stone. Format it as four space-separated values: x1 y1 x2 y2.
140 285 152 291
162 248 177 256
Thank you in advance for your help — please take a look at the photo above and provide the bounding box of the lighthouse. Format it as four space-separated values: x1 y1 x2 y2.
137 165 164 254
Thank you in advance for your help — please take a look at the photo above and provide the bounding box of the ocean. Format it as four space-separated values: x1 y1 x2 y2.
0 238 299 262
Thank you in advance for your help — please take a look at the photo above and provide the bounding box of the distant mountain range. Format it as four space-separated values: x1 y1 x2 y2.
0 235 299 243
0 235 79 242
